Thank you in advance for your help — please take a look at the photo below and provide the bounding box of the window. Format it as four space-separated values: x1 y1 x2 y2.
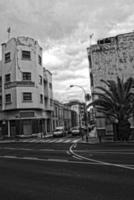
23 92 32 102
90 72 94 87
0 96 2 105
39 75 42 85
50 99 53 107
5 94 11 104
38 55 42 65
40 94 43 103
5 74 11 83
5 52 11 63
23 72 31 81
49 83 52 89
22 51 31 60
0 77 2 86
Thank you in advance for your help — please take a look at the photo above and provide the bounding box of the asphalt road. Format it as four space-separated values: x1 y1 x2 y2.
0 141 134 200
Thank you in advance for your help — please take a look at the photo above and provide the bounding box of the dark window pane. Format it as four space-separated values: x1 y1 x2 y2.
22 51 31 60
0 95 2 105
5 74 10 82
40 94 43 103
23 72 31 81
23 92 32 101
38 55 42 65
5 52 11 63
39 75 42 85
5 94 11 103
0 77 2 86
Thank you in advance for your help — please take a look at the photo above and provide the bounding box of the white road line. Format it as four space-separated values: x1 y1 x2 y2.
69 144 134 171
47 158 68 162
44 139 52 143
49 139 58 143
55 139 64 143
66 150 70 155
72 155 82 160
72 139 80 143
3 155 17 159
0 155 104 165
13 138 82 143
64 139 71 143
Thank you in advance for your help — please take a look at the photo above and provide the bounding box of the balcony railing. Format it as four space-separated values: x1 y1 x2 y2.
4 81 35 89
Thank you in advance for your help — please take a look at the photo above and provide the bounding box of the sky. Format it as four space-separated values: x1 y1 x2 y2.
0 0 134 102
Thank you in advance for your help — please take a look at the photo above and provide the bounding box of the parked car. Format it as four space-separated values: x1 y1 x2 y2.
71 126 81 136
53 126 66 137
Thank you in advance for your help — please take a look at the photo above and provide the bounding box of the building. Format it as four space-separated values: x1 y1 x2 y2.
66 100 86 127
0 36 53 137
87 31 134 134
53 100 72 131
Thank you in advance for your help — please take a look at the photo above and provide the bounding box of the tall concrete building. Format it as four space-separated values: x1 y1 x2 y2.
87 31 134 134
0 36 53 137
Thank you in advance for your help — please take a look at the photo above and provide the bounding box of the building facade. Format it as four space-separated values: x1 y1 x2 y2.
0 36 53 137
53 100 72 131
66 100 86 127
87 31 134 134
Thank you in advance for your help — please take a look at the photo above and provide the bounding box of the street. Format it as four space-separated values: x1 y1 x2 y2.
0 139 134 200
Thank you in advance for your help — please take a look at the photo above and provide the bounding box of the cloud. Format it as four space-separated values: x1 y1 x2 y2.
0 0 134 102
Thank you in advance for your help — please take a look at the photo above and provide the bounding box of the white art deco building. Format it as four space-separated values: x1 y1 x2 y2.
0 36 53 137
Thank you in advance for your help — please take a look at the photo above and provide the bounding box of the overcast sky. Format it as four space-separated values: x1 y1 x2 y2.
0 0 134 102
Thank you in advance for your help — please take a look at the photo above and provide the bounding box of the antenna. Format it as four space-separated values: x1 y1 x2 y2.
89 33 94 46
7 27 11 40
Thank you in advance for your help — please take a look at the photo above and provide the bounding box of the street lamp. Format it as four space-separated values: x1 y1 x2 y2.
70 84 89 142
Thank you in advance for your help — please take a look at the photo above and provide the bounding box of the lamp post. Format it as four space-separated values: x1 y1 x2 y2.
70 84 89 142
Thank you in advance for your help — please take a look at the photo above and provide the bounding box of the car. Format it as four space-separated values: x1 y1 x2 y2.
71 126 81 136
53 126 66 137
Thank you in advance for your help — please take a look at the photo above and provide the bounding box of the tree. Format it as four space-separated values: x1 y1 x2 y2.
88 76 134 141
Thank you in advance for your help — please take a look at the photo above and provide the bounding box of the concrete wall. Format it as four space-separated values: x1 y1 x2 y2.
88 31 134 133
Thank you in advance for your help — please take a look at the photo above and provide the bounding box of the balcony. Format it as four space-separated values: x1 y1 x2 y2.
45 105 54 112
5 81 35 89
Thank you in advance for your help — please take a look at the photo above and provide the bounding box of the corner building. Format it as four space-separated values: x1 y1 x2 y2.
0 37 53 137
87 31 134 135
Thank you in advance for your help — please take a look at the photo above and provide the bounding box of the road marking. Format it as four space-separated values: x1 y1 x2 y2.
69 144 134 171
45 139 54 143
66 150 70 155
47 158 68 162
0 147 67 153
6 137 82 143
75 150 134 155
64 139 71 143
55 139 64 143
73 139 80 143
72 155 82 160
0 155 104 165
3 155 17 159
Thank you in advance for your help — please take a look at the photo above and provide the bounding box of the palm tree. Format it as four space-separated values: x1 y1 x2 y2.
88 76 134 141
